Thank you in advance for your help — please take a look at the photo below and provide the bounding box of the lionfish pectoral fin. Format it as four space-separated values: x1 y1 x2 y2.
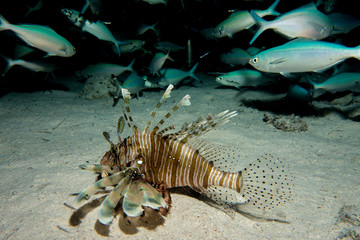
79 164 120 174
75 170 127 206
122 180 168 217
122 181 145 217
98 174 132 225
140 181 168 210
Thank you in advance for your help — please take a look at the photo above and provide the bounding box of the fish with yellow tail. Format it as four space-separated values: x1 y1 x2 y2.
73 84 292 227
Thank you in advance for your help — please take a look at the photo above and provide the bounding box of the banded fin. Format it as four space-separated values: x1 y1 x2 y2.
79 164 120 174
170 110 237 142
122 180 167 217
144 84 174 132
75 169 129 205
151 94 191 134
99 174 132 225
118 88 138 134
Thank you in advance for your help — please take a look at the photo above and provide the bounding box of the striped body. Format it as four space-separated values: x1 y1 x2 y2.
123 132 241 193
76 85 292 226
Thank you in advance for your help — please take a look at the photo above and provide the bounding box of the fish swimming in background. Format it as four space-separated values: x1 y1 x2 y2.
155 41 185 52
77 59 135 79
0 15 76 57
141 0 167 5
146 63 200 88
220 48 253 66
327 12 360 35
111 72 145 104
24 0 43 17
81 0 102 15
117 40 146 54
215 69 273 88
307 72 360 97
249 39 360 76
0 55 56 76
74 84 292 225
136 22 159 35
149 51 174 76
61 9 127 56
249 2 333 45
213 0 280 38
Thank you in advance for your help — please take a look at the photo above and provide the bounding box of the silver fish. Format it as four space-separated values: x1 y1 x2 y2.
149 51 173 76
112 72 145 102
141 0 167 5
328 12 360 35
213 0 280 38
250 2 333 45
249 39 360 76
220 48 252 66
1 55 56 76
61 9 126 56
308 72 360 96
155 41 185 52
146 63 200 88
215 69 272 88
0 15 75 57
77 59 135 78
136 22 159 35
118 40 146 54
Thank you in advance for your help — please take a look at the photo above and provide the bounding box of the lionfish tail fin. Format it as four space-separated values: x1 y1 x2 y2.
238 154 293 210
200 154 292 215
172 110 237 142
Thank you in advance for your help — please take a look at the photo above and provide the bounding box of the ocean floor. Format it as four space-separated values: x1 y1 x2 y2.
0 74 359 240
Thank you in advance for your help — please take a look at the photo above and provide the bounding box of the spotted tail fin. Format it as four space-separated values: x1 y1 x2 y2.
202 153 293 212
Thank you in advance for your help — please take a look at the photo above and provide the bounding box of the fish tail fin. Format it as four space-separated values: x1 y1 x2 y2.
304 75 318 90
127 58 136 72
114 40 129 57
236 154 293 211
200 152 292 214
0 14 11 31
266 0 281 16
0 54 13 76
249 10 270 45
354 45 360 60
189 62 200 82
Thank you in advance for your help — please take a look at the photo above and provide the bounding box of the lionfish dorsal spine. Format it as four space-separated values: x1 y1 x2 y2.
144 84 174 133
151 94 191 135
119 88 138 134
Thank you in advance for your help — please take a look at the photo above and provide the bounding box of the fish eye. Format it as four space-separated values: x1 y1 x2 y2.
252 57 258 64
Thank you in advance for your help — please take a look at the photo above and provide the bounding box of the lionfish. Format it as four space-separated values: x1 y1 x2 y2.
75 84 292 225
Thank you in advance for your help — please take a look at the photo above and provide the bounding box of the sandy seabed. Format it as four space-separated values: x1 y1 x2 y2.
0 74 359 240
